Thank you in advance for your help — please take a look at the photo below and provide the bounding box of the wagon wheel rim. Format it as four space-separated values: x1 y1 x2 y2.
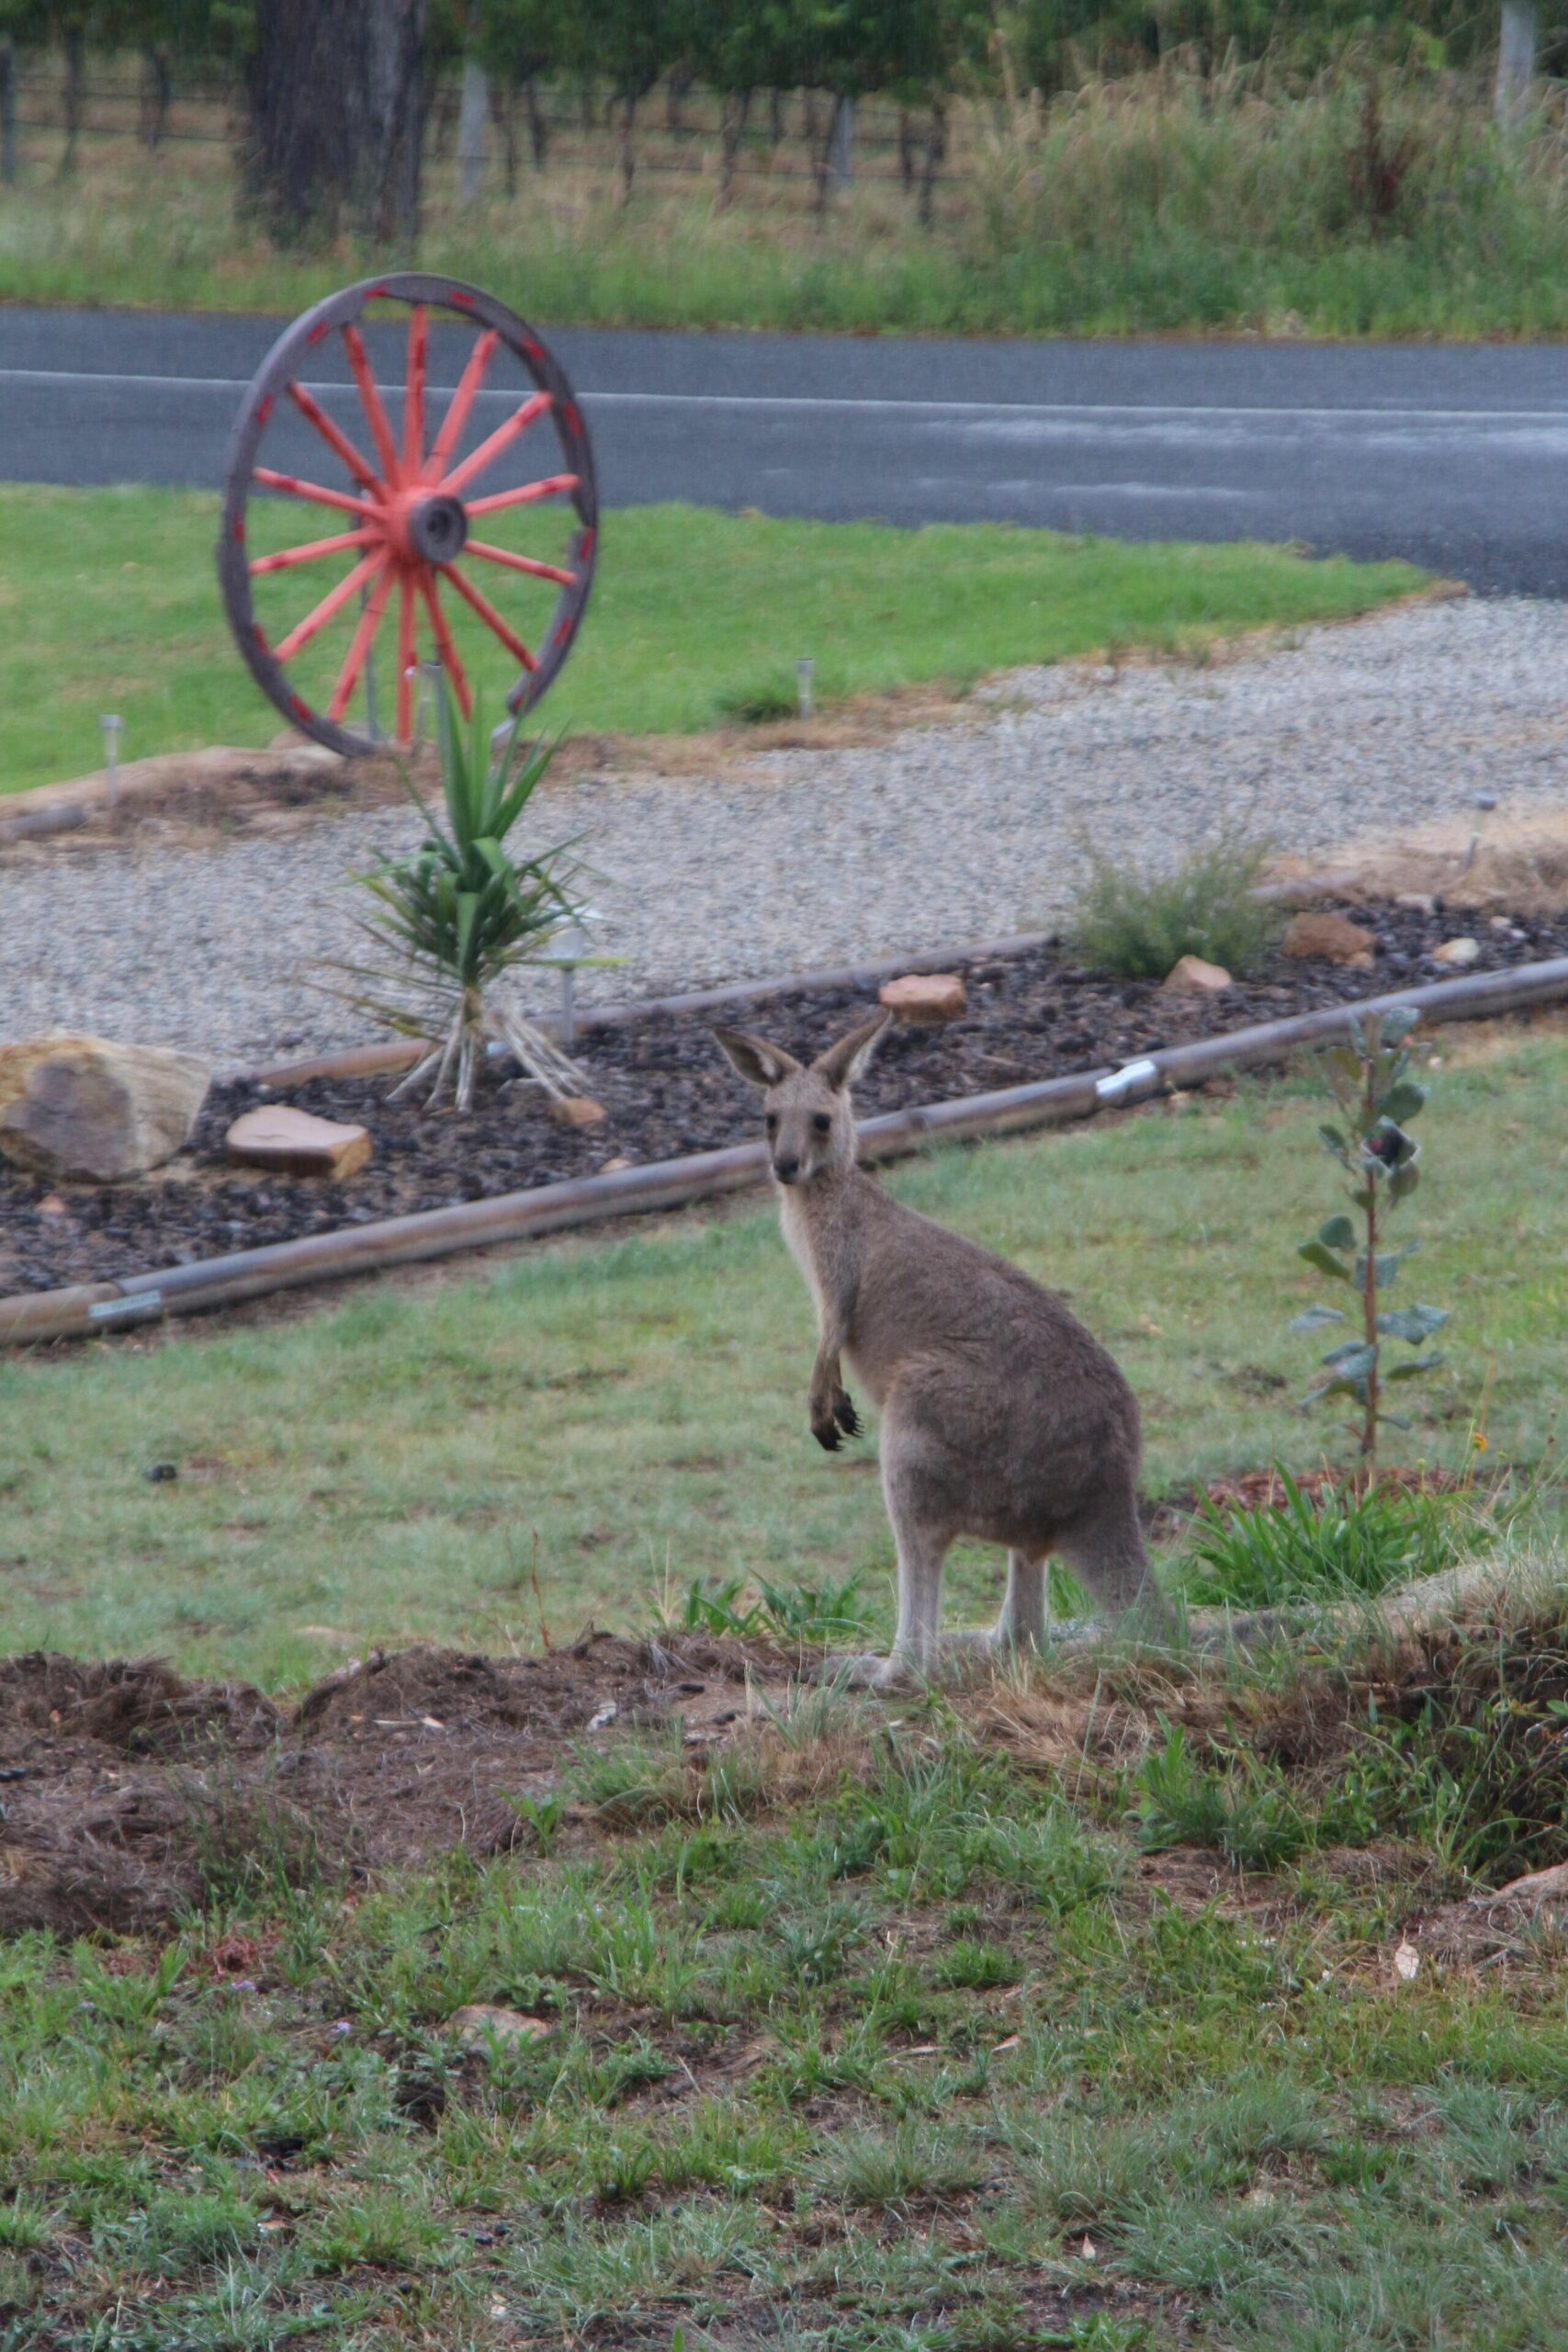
218 274 598 757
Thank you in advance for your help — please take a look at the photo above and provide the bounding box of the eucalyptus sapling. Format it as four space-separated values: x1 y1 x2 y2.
1292 1007 1450 1474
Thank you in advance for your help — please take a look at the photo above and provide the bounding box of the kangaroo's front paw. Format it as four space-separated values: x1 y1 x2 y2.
832 1386 862 1439
810 1410 842 1452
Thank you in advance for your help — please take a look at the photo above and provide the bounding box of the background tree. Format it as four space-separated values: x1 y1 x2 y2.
569 0 682 201
471 0 564 181
239 0 427 244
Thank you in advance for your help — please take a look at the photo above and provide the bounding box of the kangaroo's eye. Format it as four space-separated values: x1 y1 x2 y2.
813 1113 832 1135
764 1113 778 1135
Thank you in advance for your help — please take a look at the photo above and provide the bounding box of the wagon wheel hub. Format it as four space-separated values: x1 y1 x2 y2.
393 491 469 568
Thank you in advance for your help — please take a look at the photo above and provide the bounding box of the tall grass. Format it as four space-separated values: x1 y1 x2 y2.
8 57 1568 335
967 57 1568 335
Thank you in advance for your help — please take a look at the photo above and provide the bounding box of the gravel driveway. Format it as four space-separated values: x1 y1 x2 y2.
3 595 1566 1069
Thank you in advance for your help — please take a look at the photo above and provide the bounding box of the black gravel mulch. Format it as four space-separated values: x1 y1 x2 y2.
3 900 1563 1297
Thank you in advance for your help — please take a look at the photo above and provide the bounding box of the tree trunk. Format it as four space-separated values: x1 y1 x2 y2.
665 62 692 132
768 87 785 153
489 82 518 194
897 107 915 189
242 0 427 246
828 93 853 189
0 40 17 188
140 46 173 149
524 76 548 167
457 55 487 203
718 88 750 208
917 100 946 231
615 89 637 204
1496 1 1538 130
60 29 86 177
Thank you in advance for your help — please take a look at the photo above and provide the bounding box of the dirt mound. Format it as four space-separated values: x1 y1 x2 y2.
0 1652 280 1757
0 1632 784 1939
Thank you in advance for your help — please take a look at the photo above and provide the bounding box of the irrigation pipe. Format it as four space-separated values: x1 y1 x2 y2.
4 956 1566 1350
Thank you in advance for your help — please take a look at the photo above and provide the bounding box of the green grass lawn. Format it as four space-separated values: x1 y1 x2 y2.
11 1682 1568 2351
2 1030 1562 1693
0 488 1424 796
3 1039 1567 2347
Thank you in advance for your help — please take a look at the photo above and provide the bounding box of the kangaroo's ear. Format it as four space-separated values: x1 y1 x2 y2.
712 1027 801 1090
814 1009 891 1092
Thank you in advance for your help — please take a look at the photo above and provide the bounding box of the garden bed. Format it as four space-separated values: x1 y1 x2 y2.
4 899 1565 1300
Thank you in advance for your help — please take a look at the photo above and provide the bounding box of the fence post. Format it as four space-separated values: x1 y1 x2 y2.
1495 1 1538 131
829 93 854 187
0 40 15 186
458 56 488 202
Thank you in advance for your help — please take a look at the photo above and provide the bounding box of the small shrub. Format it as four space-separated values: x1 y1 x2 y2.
714 675 799 725
1174 1467 1459 1610
1066 838 1276 980
1137 1722 1312 1872
678 1571 872 1644
1291 1006 1450 1469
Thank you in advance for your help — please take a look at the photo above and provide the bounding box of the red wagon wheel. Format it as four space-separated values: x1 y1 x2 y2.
218 273 597 756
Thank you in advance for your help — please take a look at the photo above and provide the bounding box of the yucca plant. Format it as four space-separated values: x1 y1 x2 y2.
351 690 592 1112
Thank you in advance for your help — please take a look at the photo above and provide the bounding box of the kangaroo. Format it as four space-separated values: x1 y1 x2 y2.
714 1010 1172 1684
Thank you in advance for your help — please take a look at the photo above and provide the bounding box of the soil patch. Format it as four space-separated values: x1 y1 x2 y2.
4 899 1565 1297
0 1632 791 1939
8 1569 1568 1940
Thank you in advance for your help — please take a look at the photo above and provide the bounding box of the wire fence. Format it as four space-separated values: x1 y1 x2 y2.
6 61 964 192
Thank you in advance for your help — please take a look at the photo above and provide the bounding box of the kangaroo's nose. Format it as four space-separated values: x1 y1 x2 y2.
774 1156 800 1184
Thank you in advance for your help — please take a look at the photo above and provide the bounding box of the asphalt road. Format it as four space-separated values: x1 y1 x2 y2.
4 307 1568 592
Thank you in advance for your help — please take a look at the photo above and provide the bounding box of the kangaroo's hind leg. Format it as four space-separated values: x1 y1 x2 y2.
1058 1487 1174 1642
990 1551 1049 1656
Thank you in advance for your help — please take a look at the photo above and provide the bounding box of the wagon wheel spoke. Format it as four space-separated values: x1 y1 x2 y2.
416 573 473 720
249 527 378 578
327 564 398 721
254 468 377 519
287 382 381 496
341 323 401 483
427 329 499 484
463 473 579 518
465 539 578 588
403 305 429 480
439 393 552 498
440 561 537 672
396 572 417 741
275 549 386 664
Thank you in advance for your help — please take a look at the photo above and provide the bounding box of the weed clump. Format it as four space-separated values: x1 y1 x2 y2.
1174 1468 1460 1611
1066 838 1277 980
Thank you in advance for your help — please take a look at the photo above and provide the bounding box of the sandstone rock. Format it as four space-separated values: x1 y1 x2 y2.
547 1095 608 1129
1395 892 1438 915
0 1035 209 1182
226 1105 373 1179
1282 912 1376 969
447 2004 552 2055
878 972 967 1023
1161 954 1233 996
1432 935 1481 968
